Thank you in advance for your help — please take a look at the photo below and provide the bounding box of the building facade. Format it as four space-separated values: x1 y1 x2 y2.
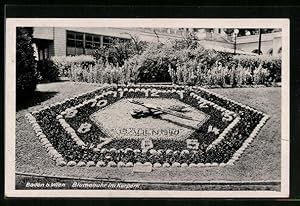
194 28 282 56
32 27 282 61
32 27 184 60
236 31 282 56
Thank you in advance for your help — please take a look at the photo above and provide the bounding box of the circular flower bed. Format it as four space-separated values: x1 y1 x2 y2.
26 84 270 168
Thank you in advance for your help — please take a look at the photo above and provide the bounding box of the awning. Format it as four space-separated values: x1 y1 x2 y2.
202 44 258 56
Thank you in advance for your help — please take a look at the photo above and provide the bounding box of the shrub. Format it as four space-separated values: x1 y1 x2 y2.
172 31 200 50
131 42 230 83
93 37 148 66
36 59 60 82
16 27 38 95
133 42 176 82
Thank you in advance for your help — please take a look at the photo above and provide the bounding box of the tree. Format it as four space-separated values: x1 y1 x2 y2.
93 36 148 66
16 27 38 95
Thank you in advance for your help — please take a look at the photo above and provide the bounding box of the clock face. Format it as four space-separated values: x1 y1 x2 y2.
91 98 209 140
28 85 268 167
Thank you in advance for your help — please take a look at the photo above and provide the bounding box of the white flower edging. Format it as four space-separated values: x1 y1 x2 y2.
190 92 236 114
226 114 271 166
25 86 110 167
196 86 263 114
57 118 86 147
25 84 134 168
191 92 241 155
193 86 271 166
206 117 241 152
25 113 66 166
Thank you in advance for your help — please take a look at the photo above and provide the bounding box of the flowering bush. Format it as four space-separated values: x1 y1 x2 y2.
68 59 139 84
26 85 269 168
54 38 281 86
127 39 281 85
169 57 280 87
51 55 96 77
231 55 281 83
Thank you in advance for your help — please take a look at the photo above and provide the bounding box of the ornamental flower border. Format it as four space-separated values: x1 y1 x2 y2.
25 84 270 168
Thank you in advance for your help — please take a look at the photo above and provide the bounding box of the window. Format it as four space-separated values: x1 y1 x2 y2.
85 34 101 49
67 39 75 47
86 34 93 41
38 48 49 60
35 40 50 60
103 36 119 47
67 32 75 39
251 49 263 55
67 31 84 55
66 30 130 55
103 36 111 46
93 36 100 42
267 48 273 56
119 38 130 43
278 47 282 54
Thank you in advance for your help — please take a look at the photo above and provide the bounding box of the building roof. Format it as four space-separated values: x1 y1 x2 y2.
202 44 258 56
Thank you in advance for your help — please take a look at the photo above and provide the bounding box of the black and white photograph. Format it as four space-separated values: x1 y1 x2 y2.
5 18 289 197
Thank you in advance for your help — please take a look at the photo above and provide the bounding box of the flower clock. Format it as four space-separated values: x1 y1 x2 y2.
26 84 270 168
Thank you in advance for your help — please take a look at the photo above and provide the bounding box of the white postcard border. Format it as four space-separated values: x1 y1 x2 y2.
5 18 290 198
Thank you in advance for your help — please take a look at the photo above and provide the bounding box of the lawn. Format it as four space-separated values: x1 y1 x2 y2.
15 82 281 186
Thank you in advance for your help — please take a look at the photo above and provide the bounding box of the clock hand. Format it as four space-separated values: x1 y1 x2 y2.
159 107 203 122
126 99 203 122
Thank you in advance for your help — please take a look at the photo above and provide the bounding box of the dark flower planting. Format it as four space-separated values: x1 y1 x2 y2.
26 84 269 168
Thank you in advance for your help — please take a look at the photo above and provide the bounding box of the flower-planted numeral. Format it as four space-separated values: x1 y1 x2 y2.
78 122 92 134
141 139 154 152
96 99 108 108
208 125 220 135
186 139 199 149
222 111 234 122
65 109 78 118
